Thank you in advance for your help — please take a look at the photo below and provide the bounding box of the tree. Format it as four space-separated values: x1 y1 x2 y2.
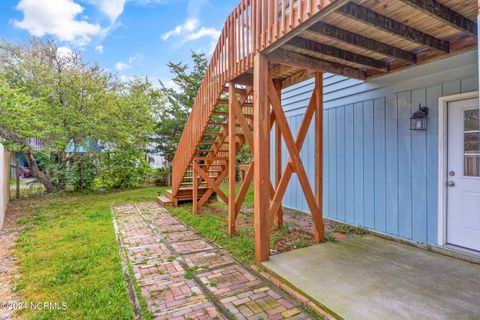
155 51 208 162
0 39 158 192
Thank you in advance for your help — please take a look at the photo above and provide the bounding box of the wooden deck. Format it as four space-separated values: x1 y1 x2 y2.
166 0 478 263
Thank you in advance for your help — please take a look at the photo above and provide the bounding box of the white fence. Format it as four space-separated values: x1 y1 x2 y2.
0 144 10 229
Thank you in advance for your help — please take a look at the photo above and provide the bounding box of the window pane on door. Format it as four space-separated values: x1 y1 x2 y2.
464 109 480 177
465 109 479 131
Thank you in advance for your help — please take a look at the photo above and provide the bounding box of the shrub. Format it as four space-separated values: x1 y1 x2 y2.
66 154 98 192
153 167 171 186
96 150 151 191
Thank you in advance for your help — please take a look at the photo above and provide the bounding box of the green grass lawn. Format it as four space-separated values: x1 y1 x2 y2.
12 187 164 320
168 203 256 265
167 183 257 265
9 182 321 319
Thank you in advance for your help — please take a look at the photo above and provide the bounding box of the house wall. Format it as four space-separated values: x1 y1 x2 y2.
275 50 478 245
0 144 10 229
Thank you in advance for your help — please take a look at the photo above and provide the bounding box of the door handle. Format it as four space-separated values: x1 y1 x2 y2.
447 181 455 187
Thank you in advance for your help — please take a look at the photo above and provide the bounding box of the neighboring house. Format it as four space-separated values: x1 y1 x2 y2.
278 50 479 252
0 144 10 229
10 138 45 179
148 152 167 169
26 137 45 151
65 141 104 153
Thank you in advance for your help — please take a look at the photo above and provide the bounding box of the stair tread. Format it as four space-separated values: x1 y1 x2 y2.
157 195 172 202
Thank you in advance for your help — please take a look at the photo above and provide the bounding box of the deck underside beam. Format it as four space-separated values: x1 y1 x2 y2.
337 2 450 52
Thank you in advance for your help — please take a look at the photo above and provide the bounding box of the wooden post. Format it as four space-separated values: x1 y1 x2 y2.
274 80 283 228
228 83 237 236
314 72 325 241
253 53 270 263
192 161 199 214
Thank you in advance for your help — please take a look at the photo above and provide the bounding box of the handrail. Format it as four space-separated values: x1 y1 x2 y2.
171 0 329 195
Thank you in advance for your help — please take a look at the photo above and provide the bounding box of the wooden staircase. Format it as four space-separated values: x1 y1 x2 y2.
159 0 331 209
158 91 254 207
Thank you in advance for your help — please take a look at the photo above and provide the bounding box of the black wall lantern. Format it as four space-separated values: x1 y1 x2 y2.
410 104 429 131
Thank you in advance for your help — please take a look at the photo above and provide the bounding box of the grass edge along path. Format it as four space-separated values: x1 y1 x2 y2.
115 202 318 319
11 187 163 319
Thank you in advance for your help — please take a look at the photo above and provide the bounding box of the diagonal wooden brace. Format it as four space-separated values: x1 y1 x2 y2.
267 79 324 240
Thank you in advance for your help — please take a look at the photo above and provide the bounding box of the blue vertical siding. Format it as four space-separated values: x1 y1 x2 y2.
344 104 355 224
353 102 364 225
373 97 386 233
278 51 478 245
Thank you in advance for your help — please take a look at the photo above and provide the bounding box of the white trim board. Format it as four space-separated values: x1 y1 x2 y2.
437 91 479 246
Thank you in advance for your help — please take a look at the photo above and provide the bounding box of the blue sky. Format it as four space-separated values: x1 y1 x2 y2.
0 0 238 86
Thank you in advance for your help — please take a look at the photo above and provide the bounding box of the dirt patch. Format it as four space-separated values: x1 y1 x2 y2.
239 205 368 255
0 202 27 320
207 205 226 215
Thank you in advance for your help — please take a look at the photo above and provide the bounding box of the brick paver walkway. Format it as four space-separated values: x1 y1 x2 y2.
113 202 316 320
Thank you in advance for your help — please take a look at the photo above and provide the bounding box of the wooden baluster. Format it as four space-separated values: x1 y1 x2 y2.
267 0 271 44
273 0 279 40
289 0 294 29
242 1 246 67
262 0 267 48
237 6 241 74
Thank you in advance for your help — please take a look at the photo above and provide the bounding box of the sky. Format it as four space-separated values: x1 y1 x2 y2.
0 0 238 86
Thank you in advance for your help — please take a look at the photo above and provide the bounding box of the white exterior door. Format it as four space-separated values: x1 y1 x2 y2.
447 98 480 252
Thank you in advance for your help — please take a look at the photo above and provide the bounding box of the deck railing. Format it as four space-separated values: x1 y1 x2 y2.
171 0 330 195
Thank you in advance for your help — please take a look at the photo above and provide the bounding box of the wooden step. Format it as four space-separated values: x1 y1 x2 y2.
208 122 245 127
156 195 173 206
183 175 218 180
163 188 216 203
203 131 244 136
212 111 253 118
208 122 228 127
218 97 253 105
180 183 208 188
186 169 223 173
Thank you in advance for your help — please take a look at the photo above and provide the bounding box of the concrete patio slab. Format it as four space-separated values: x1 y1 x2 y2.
262 235 480 320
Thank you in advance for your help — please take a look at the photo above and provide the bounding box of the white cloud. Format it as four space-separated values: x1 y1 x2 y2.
13 0 171 47
161 0 219 51
95 45 104 53
115 62 130 71
13 0 103 46
115 53 144 71
87 0 126 23
162 18 199 41
185 27 220 42
57 46 74 58
131 0 167 5
162 18 219 48
87 0 168 24
128 53 144 64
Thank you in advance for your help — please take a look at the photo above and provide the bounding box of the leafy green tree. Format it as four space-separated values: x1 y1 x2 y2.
155 51 208 162
0 39 158 192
